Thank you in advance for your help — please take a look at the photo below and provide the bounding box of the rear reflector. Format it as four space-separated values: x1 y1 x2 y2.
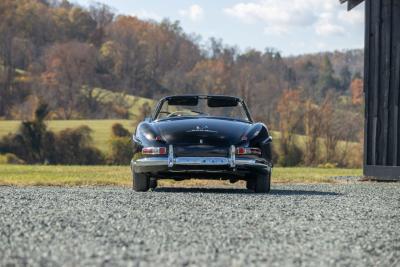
236 147 246 155
142 147 167 155
236 147 261 156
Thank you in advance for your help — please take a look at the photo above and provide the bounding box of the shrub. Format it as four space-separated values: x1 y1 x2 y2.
108 123 133 165
51 126 105 165
271 143 280 165
112 123 131 137
0 103 49 163
278 143 303 167
0 153 25 165
108 137 132 165
0 105 105 165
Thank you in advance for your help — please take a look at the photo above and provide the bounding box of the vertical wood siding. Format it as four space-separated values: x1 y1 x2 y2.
364 0 400 178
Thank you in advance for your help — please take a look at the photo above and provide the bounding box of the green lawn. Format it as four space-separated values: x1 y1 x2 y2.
0 120 135 152
0 165 362 187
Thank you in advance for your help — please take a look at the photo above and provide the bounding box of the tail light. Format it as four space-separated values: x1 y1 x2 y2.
142 147 167 155
236 147 262 156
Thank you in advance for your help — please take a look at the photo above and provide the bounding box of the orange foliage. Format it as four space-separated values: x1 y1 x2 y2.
350 78 363 105
276 89 302 142
189 59 229 94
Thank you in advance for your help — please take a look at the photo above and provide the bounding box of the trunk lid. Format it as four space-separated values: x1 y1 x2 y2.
153 117 251 146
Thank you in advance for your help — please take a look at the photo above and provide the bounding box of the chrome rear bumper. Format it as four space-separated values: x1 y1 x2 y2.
131 145 271 172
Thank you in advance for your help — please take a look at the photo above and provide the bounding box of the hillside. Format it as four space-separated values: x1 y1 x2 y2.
285 49 364 78
0 0 364 168
91 88 156 120
0 0 363 123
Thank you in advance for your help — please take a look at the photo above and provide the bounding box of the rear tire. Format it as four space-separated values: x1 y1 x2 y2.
254 171 271 193
133 172 150 192
149 178 158 190
246 178 255 190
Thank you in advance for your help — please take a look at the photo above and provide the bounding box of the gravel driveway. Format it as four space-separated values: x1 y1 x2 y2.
0 183 399 267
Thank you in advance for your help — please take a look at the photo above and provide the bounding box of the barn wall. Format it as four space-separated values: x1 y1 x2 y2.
364 0 400 178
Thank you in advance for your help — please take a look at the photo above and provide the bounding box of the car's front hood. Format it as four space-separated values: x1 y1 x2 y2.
153 117 251 146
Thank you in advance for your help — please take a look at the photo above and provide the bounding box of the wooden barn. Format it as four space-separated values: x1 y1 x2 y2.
341 0 400 179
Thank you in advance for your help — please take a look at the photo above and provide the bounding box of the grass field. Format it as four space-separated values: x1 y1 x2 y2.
0 120 136 152
0 165 362 187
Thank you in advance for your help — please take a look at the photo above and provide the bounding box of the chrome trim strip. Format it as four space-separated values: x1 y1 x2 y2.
133 157 168 166
168 144 174 167
168 169 231 173
230 145 236 168
133 156 270 169
235 159 271 169
175 157 230 165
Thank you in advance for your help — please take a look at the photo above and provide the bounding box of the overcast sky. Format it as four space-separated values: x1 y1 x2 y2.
73 0 365 56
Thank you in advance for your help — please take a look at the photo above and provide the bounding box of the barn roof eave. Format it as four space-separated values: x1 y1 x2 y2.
339 0 364 11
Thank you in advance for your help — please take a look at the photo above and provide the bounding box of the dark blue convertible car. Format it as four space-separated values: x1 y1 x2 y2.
131 95 273 192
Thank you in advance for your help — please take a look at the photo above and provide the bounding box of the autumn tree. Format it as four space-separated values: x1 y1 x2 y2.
89 2 115 46
316 56 339 99
235 50 262 108
14 0 55 48
188 59 231 95
42 41 97 119
148 20 202 92
350 78 364 105
0 0 18 117
319 93 359 165
232 48 288 125
339 66 352 91
258 49 288 125
303 100 323 165
104 16 148 95
334 110 363 166
68 7 97 41
276 89 304 166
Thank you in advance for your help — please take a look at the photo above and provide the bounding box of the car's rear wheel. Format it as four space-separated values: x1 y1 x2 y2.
149 178 158 190
133 172 150 192
246 178 255 190
254 171 271 193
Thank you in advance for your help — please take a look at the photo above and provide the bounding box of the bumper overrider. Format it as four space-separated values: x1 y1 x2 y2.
131 145 272 174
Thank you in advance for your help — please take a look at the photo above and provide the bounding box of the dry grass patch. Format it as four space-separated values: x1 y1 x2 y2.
0 165 362 187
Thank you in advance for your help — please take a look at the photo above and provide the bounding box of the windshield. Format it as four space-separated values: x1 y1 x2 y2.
155 96 251 122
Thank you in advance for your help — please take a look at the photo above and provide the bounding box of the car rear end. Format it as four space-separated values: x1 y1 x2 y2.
131 143 271 180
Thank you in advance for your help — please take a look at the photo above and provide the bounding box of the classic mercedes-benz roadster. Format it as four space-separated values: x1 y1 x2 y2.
131 95 273 192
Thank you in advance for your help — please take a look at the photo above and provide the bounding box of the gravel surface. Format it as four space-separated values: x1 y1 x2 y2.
329 176 363 182
1 183 399 267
